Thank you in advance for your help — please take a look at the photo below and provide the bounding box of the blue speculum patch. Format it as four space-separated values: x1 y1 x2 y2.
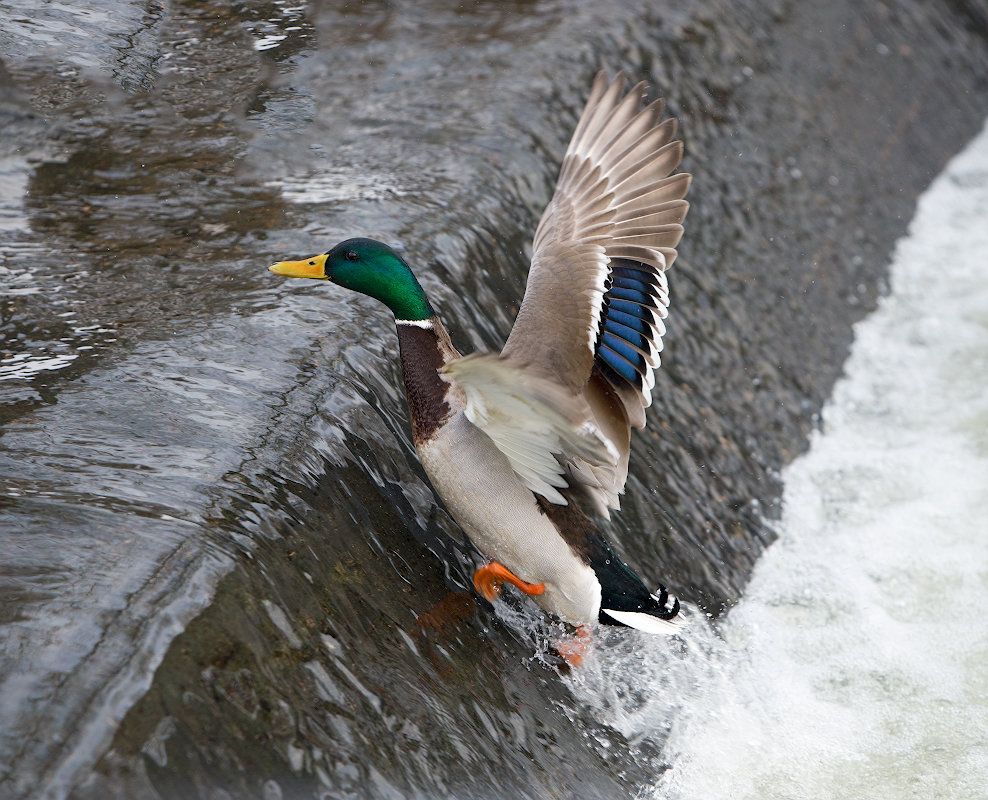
601 331 645 366
598 343 643 385
607 285 652 304
594 259 662 387
605 307 648 334
604 318 649 351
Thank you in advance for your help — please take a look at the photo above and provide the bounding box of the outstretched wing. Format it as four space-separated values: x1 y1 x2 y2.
500 71 691 514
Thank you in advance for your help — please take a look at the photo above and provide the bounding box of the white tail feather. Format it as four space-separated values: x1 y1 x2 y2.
601 607 680 635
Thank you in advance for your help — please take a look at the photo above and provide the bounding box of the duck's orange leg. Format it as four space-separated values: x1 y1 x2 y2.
553 625 592 668
473 562 545 602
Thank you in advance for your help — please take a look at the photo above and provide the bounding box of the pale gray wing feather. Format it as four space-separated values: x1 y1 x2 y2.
441 354 618 506
501 71 689 391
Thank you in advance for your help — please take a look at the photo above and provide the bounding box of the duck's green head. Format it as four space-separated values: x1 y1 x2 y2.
269 238 433 322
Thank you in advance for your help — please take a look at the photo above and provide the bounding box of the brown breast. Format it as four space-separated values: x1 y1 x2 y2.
395 317 461 443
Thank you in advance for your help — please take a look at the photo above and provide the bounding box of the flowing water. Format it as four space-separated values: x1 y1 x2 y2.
648 120 988 800
2 0 987 798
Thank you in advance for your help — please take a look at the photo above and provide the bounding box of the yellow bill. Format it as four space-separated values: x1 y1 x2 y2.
269 253 329 280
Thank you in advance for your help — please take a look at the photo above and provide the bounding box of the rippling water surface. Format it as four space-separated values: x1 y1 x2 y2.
2 0 986 797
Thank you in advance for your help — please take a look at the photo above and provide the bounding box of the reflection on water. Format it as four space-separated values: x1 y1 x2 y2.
2 0 986 797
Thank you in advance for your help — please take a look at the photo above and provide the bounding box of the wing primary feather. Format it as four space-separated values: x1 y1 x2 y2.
613 173 692 211
613 202 690 226
581 82 647 157
562 72 615 169
594 98 668 167
606 134 682 187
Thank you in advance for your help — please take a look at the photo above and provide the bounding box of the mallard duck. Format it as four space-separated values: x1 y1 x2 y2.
270 71 690 638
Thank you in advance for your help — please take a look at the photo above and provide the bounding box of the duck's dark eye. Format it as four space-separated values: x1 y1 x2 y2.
345 250 359 262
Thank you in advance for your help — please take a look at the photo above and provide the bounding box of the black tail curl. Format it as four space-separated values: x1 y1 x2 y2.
588 535 680 626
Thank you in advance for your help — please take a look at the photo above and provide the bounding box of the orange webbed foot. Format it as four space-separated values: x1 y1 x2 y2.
553 625 592 668
472 562 545 602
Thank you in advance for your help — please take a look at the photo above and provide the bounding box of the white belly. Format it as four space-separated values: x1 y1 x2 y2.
417 412 601 625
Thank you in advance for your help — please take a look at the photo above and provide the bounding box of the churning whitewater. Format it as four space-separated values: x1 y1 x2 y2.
649 121 988 799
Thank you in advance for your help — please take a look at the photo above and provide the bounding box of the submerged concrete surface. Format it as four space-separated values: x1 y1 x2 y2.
0 0 985 797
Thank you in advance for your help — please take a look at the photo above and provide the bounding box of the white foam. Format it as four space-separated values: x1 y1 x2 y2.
645 121 988 799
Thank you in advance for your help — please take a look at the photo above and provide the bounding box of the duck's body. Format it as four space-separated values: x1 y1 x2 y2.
419 407 603 624
393 317 602 622
271 72 690 635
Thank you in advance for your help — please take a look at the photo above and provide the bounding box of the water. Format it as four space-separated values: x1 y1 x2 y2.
642 122 988 798
2 0 987 797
